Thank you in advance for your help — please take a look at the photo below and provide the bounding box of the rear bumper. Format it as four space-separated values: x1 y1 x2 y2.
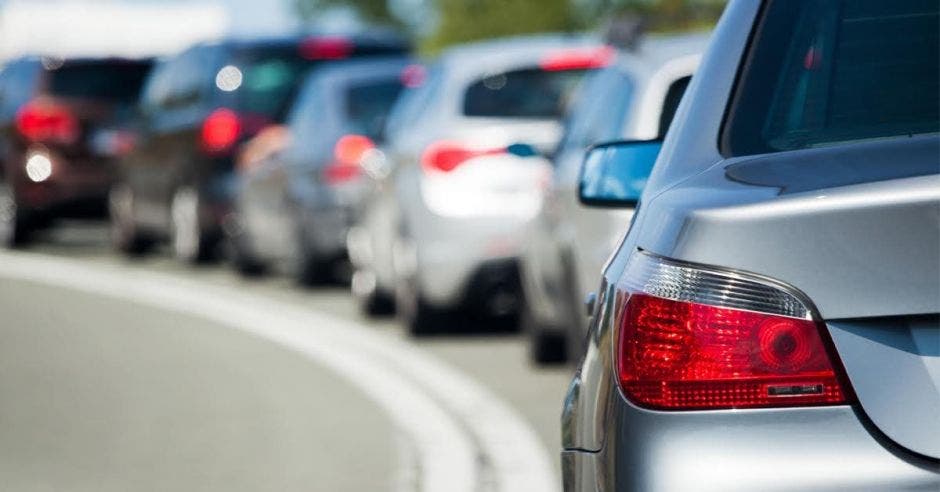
564 398 940 491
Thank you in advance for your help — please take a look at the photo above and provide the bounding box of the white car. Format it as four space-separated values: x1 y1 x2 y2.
348 34 610 333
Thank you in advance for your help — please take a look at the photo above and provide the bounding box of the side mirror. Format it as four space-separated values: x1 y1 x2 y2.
578 139 662 207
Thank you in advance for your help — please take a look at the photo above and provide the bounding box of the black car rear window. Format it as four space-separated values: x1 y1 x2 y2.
463 68 586 119
345 80 404 137
230 47 317 120
722 0 939 156
48 61 152 102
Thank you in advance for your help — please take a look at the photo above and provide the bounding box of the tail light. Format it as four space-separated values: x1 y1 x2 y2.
15 99 79 144
322 134 374 184
539 46 615 72
421 141 506 174
201 108 241 154
300 36 352 60
614 251 848 410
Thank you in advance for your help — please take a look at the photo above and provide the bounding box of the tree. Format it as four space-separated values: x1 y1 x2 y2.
423 0 578 53
293 0 402 27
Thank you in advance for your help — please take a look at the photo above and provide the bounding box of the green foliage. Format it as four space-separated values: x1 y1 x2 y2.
294 0 402 26
291 0 726 53
423 0 578 53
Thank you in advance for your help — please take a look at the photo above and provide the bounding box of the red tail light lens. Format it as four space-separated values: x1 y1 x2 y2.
15 100 79 144
201 108 241 154
421 141 505 173
300 36 353 60
539 46 615 72
615 252 848 410
322 134 374 184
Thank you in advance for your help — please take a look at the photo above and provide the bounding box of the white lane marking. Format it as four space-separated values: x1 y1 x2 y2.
0 252 559 492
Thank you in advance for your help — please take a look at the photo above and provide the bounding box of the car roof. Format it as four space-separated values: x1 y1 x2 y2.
307 56 412 85
436 33 602 77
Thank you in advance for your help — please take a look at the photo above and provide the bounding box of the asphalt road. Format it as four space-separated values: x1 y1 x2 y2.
0 222 573 492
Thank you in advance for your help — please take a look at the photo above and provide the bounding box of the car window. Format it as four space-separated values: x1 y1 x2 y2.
723 0 939 156
556 66 634 155
344 79 404 139
385 63 443 140
658 75 690 138
47 60 152 103
0 61 39 119
228 47 317 121
463 67 586 119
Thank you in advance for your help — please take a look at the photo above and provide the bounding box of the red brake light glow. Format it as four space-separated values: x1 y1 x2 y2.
421 141 506 173
15 99 79 144
201 108 241 154
614 252 848 410
322 134 375 184
539 45 615 72
400 64 427 88
300 37 353 60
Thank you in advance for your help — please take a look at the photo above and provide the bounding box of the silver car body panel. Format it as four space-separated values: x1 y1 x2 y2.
563 0 940 488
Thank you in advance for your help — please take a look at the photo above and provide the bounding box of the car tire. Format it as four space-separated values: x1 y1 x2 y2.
231 238 266 277
171 186 214 264
522 301 567 365
109 184 151 256
296 251 333 286
0 182 31 248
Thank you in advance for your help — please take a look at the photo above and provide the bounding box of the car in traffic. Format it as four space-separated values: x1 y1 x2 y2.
347 34 611 332
562 0 940 490
520 33 706 364
0 56 153 246
230 57 411 284
110 33 409 263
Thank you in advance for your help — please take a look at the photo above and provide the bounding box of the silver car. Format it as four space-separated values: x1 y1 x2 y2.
348 35 609 332
563 0 939 490
521 33 707 364
231 58 409 284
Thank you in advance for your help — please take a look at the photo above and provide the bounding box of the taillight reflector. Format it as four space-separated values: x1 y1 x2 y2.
540 46 615 72
322 134 374 184
421 141 505 173
15 100 79 144
615 252 848 410
201 108 241 154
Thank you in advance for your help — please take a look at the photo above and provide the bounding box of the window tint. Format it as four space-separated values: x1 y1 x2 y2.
385 63 443 140
344 79 403 138
463 68 586 119
0 61 39 119
556 66 634 155
229 47 315 120
658 76 690 138
723 0 939 156
49 61 152 103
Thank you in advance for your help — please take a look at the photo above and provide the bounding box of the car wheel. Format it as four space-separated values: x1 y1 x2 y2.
0 182 30 248
231 236 266 277
171 186 213 264
395 269 449 336
109 184 151 255
522 300 567 365
352 269 396 317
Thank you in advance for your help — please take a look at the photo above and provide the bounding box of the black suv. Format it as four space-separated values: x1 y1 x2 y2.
111 33 409 262
0 57 153 246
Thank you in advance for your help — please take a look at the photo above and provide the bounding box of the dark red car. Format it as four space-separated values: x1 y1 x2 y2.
0 57 153 246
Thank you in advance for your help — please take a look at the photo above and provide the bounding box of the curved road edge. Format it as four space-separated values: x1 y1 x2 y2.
0 251 559 492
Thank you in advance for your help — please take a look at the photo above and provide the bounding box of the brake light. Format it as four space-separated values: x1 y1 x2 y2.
401 64 426 88
614 252 848 410
421 141 505 173
15 100 79 144
300 36 353 60
539 46 615 72
201 108 241 154
322 134 375 184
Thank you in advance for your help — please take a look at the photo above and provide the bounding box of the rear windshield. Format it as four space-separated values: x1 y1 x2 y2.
463 68 586 119
345 79 404 137
722 0 939 156
230 47 316 120
48 61 152 102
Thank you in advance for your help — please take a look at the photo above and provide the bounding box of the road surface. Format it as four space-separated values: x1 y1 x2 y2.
0 223 574 492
